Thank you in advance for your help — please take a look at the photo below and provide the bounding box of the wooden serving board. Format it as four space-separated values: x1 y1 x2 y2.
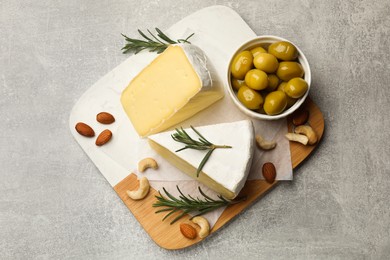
114 97 324 250
69 5 325 251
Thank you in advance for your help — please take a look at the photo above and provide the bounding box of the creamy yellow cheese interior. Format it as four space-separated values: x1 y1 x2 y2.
148 139 235 199
120 45 223 137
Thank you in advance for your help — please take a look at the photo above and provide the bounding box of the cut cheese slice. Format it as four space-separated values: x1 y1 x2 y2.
121 44 223 137
148 120 255 199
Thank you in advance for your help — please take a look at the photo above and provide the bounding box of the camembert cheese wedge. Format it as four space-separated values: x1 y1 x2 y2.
121 44 223 137
148 120 255 199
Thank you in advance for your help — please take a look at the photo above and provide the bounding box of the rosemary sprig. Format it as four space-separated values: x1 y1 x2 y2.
153 186 246 224
121 28 194 54
172 126 232 177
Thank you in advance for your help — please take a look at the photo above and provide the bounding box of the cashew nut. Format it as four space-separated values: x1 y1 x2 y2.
191 216 210 238
294 125 317 145
285 133 309 145
255 134 276 150
126 177 150 200
138 158 158 172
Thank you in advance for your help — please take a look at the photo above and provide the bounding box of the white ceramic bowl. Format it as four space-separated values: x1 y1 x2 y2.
226 35 311 120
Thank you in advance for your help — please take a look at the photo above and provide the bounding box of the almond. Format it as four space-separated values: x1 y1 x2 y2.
262 162 276 184
180 223 197 239
75 122 95 137
95 129 112 146
292 109 309 126
96 112 115 124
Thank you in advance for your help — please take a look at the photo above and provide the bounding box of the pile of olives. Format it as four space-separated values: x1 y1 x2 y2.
230 41 308 116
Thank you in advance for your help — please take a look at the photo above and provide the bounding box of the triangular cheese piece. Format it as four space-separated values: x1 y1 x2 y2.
148 120 254 199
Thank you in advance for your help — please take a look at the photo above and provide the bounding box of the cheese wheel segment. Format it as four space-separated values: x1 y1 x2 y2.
121 44 223 137
148 120 255 199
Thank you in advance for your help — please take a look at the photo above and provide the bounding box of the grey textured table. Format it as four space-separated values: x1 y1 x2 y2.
1 1 390 259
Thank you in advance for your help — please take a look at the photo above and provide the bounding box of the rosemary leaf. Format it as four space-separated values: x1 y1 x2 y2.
178 33 195 43
172 126 232 177
121 28 194 54
137 29 153 41
155 28 176 44
155 208 173 213
163 208 180 221
190 126 212 145
198 187 216 202
197 148 215 176
153 186 246 224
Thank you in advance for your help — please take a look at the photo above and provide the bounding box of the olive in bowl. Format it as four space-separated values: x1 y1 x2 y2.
227 35 311 120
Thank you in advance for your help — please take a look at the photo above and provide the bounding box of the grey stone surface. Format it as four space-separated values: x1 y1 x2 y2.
1 0 390 259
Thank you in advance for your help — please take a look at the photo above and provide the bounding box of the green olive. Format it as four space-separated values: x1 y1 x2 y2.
285 78 308 98
277 82 297 107
268 41 298 61
277 81 287 91
244 69 268 90
237 86 264 110
253 53 279 73
276 61 304 81
231 78 246 91
250 46 267 57
231 51 253 80
263 91 287 115
266 74 279 91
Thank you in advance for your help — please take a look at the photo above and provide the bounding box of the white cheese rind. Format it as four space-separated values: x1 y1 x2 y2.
148 120 255 197
179 43 212 89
